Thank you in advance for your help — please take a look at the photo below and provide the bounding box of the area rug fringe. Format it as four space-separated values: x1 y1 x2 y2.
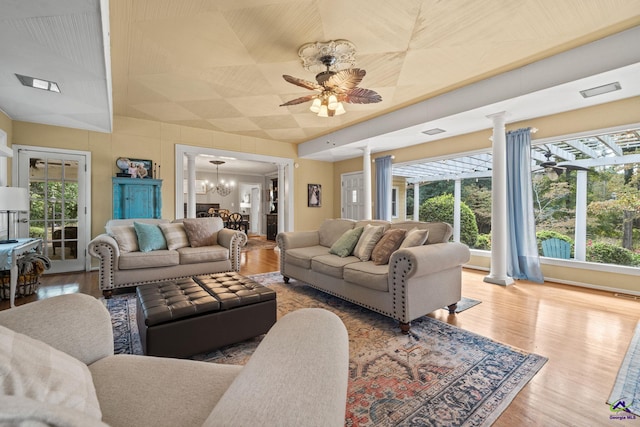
104 272 547 426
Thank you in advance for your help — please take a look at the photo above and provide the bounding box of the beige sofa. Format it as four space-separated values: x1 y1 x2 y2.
0 293 349 427
277 219 470 333
88 217 246 298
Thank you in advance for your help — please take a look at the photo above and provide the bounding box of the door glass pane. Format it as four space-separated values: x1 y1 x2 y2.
28 157 80 261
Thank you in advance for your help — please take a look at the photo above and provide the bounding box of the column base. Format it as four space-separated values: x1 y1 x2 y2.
483 275 515 286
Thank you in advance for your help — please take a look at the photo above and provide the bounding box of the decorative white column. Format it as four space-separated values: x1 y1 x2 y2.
453 179 461 243
484 112 514 286
574 170 588 261
186 153 197 219
277 163 285 233
413 182 420 220
362 145 372 220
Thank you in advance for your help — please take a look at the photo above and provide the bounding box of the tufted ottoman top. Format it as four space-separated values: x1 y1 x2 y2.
136 273 276 326
195 272 276 310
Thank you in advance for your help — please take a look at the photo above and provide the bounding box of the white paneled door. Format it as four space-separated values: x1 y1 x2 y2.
15 147 90 274
342 172 365 220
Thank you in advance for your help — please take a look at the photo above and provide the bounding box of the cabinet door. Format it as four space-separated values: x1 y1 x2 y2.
124 185 155 218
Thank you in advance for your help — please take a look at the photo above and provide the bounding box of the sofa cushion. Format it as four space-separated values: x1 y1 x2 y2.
0 324 102 420
108 225 139 253
158 222 190 250
311 255 361 279
353 224 385 262
90 354 242 427
399 228 430 248
118 250 180 270
329 227 363 257
177 245 229 264
371 228 407 265
134 222 168 252
343 262 390 292
318 219 355 248
285 245 331 269
183 218 219 247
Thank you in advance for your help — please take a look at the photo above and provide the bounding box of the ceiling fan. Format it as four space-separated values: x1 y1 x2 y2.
533 149 589 180
279 55 382 117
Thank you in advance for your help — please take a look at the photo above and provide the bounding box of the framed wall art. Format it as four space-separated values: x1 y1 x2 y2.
308 184 321 207
116 157 153 178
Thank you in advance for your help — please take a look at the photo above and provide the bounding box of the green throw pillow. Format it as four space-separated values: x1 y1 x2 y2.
329 227 364 257
133 222 167 252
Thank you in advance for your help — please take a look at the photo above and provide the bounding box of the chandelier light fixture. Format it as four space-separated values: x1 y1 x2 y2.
280 40 382 117
205 160 234 197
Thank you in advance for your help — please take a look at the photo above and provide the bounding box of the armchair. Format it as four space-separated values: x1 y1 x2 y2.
0 294 349 427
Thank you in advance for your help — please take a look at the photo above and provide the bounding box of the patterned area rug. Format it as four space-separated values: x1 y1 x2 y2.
608 321 640 417
103 272 546 426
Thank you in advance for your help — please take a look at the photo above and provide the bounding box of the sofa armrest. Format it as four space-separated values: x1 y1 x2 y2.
276 231 320 251
0 294 114 365
88 234 120 291
217 229 247 272
204 308 349 427
390 242 470 279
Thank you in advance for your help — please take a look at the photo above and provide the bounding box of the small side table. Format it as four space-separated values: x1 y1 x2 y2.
0 238 43 308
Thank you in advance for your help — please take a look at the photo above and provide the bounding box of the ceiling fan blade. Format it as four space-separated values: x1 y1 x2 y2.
282 75 322 91
279 94 318 107
343 87 382 104
561 164 590 171
325 68 366 92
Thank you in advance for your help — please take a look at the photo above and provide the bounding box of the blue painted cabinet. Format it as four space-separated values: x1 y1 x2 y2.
112 178 162 219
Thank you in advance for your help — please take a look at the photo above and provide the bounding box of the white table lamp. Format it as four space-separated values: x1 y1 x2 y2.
0 187 30 244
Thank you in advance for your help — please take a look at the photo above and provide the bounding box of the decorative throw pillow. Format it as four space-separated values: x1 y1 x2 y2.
0 324 103 420
353 224 385 262
133 222 167 252
399 228 430 248
158 222 190 250
371 229 407 265
182 218 218 247
108 225 138 253
329 227 364 257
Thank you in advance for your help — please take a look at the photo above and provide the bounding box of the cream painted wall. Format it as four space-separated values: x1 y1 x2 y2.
8 115 333 237
293 158 334 231
0 110 13 184
332 97 640 293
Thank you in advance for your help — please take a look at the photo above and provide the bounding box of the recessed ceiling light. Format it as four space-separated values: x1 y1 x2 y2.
422 128 446 135
579 82 621 98
15 73 61 93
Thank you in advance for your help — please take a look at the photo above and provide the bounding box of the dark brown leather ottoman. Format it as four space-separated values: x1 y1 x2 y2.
136 272 277 358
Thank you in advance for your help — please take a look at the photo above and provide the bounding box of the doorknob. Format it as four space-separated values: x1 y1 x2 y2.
19 218 28 223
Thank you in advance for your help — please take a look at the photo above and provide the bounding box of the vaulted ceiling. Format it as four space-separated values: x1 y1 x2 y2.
1 0 639 162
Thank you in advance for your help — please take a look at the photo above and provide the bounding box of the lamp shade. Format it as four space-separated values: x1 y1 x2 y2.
0 187 30 212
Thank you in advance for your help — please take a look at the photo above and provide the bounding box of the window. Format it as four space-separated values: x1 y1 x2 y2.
391 186 398 218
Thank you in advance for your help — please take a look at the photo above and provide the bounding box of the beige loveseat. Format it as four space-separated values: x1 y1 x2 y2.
277 219 470 333
88 217 246 298
0 294 349 427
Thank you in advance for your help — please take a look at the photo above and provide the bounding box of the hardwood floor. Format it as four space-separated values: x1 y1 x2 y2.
2 244 638 426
